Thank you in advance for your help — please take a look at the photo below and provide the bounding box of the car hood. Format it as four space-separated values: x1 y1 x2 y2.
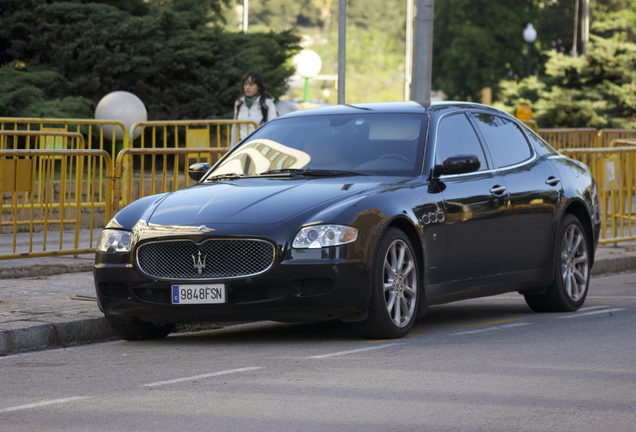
146 178 386 225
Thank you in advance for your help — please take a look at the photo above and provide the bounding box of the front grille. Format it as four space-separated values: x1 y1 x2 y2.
136 239 275 280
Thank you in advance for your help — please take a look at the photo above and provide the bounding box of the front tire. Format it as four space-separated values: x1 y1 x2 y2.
524 214 590 312
353 228 419 339
106 316 174 341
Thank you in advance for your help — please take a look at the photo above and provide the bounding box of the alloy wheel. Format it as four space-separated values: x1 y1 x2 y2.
383 239 418 328
560 223 589 302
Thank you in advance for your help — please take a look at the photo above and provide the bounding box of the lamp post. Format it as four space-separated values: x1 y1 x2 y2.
523 23 537 77
337 0 346 104
242 0 249 33
292 49 322 103
411 0 434 107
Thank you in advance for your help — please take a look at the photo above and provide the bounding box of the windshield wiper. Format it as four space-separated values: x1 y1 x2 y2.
302 169 365 177
259 168 365 178
205 173 246 181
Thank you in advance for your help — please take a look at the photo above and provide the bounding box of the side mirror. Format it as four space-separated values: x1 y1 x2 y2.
433 155 480 177
188 162 211 182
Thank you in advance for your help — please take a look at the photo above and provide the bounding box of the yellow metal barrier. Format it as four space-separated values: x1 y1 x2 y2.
0 118 129 160
538 128 598 150
598 129 636 148
113 147 229 213
609 139 636 147
120 120 254 206
561 147 636 244
1 132 113 259
129 119 258 148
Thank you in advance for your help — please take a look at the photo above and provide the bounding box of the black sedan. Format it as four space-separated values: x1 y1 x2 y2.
94 101 600 340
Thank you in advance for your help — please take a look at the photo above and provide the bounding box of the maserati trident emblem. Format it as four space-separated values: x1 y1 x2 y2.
192 251 207 275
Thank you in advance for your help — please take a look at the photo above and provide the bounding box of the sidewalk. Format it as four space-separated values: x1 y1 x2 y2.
2 242 636 356
0 254 118 356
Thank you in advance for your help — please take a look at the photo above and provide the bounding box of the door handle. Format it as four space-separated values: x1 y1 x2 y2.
490 185 507 195
546 176 561 186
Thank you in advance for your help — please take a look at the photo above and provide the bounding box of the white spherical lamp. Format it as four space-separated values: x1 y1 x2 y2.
293 49 322 79
95 91 147 140
523 23 537 44
293 49 322 103
522 23 538 77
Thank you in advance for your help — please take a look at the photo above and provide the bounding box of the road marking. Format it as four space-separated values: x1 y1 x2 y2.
450 322 531 336
143 367 263 387
308 343 404 359
558 308 626 319
468 318 522 327
0 396 92 414
578 305 611 312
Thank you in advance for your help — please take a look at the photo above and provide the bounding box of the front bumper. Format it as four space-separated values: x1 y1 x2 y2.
94 250 371 324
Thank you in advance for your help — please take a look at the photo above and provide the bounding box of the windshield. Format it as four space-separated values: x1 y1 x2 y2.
209 113 426 178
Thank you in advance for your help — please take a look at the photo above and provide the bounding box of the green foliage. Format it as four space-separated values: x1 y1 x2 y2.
343 28 405 103
0 0 300 120
496 76 546 107
592 0 636 42
2 0 635 129
149 0 232 27
433 0 535 101
534 88 613 129
324 0 407 103
536 0 577 54
434 0 636 108
0 65 93 118
305 26 405 104
495 36 636 128
246 0 325 31
229 0 407 103
338 0 406 41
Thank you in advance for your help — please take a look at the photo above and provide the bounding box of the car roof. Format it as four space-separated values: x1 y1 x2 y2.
277 101 512 119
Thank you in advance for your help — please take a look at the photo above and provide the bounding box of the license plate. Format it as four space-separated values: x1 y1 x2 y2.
172 284 226 304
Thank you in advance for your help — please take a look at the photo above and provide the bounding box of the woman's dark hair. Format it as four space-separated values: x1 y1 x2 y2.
238 71 273 100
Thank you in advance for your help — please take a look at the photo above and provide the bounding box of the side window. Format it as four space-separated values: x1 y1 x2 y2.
470 113 533 168
526 128 559 156
436 113 488 171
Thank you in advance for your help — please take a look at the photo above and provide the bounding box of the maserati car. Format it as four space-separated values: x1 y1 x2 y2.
94 101 600 340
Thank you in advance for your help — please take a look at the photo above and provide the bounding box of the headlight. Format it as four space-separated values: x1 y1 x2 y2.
96 229 132 253
293 225 358 249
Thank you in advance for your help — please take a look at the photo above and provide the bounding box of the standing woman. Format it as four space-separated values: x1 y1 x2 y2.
231 71 277 145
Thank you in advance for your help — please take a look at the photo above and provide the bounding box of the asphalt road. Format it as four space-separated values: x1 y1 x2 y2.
1 272 635 432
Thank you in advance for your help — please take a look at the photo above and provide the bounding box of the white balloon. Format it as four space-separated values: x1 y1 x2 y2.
95 91 147 140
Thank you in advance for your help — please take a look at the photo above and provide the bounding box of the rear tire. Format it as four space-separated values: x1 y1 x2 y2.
353 228 419 339
107 317 174 341
524 214 590 312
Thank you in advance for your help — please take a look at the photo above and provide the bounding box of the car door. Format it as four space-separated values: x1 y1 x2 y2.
434 112 509 284
469 112 561 277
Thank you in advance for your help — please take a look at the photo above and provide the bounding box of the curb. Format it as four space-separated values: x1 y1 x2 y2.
0 263 93 280
0 317 119 356
591 255 636 276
